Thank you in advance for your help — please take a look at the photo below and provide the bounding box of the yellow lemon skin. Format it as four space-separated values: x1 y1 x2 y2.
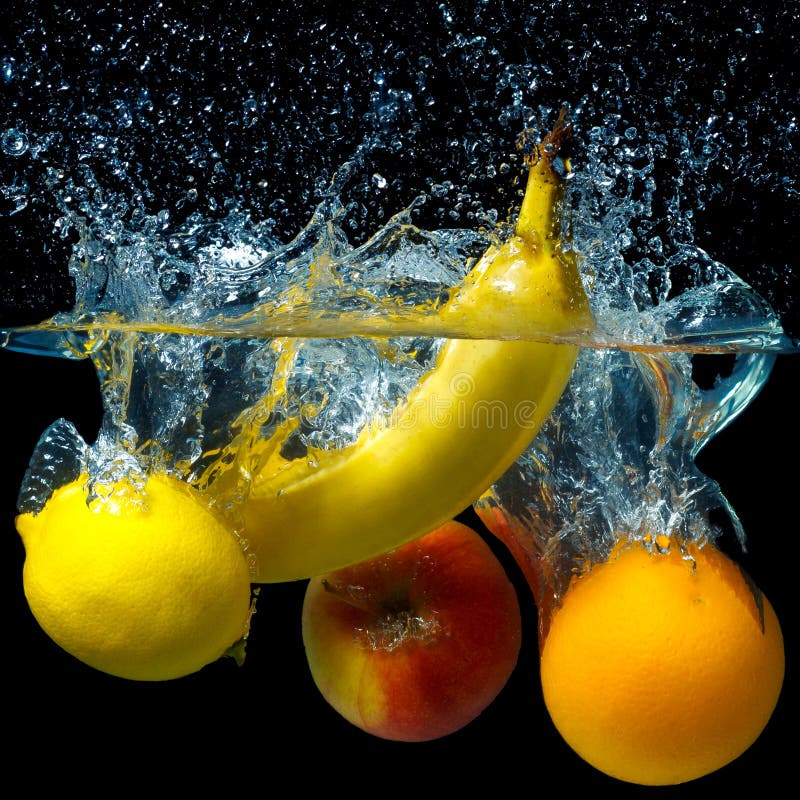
540 540 785 785
16 474 253 682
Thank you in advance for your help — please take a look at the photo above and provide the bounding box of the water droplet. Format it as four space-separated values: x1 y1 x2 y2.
1 129 29 157
372 173 387 189
1 56 15 82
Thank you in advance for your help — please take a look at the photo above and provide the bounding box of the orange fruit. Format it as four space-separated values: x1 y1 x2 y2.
540 537 784 785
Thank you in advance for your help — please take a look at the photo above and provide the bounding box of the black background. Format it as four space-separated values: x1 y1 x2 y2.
2 0 797 793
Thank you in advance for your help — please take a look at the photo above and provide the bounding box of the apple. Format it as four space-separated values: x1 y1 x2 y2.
301 520 522 742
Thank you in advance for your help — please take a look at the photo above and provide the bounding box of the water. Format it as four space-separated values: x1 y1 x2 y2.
475 345 777 629
2 5 798 583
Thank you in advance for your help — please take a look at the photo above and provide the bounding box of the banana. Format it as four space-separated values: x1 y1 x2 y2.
238 114 594 582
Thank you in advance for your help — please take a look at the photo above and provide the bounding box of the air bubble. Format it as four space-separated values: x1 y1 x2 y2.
1 129 30 157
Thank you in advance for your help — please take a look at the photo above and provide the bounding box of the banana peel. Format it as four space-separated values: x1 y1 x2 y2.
239 114 594 582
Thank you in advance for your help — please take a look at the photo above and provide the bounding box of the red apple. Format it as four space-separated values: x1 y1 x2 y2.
301 520 522 742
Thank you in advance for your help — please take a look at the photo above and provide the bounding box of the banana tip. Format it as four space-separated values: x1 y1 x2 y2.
517 108 572 168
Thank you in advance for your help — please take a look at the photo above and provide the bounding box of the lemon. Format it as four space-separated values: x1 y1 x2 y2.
17 473 253 681
540 538 784 785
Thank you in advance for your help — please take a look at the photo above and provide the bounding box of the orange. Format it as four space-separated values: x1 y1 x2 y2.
540 537 784 785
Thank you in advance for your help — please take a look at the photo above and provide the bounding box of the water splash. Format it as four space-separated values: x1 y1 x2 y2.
1 1 798 341
2 2 797 560
475 345 776 636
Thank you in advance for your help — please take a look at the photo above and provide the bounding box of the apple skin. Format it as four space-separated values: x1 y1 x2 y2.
301 520 522 742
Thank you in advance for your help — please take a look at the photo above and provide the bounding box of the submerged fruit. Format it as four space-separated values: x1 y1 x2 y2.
16 473 253 681
302 520 522 741
540 537 784 785
240 113 594 582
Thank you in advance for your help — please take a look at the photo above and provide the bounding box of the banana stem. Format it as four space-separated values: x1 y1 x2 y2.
516 109 571 245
